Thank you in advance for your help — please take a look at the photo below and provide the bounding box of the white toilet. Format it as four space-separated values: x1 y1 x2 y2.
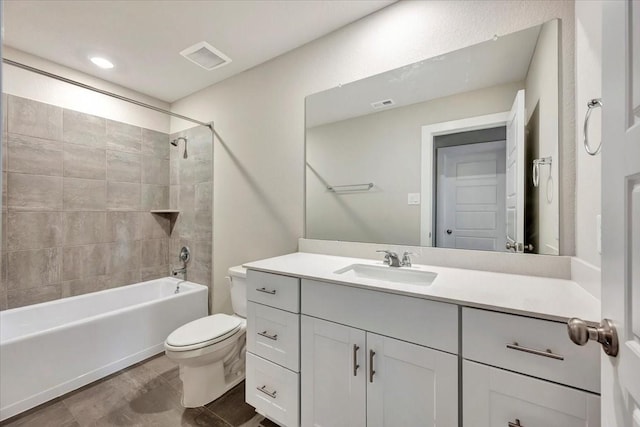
164 265 247 407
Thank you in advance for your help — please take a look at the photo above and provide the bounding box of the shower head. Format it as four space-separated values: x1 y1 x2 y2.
171 136 187 146
170 137 188 158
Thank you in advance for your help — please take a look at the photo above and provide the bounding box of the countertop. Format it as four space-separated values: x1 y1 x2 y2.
243 252 601 324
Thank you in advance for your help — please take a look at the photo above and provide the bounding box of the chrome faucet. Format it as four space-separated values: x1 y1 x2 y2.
377 250 415 267
377 250 401 267
171 246 191 293
401 251 415 267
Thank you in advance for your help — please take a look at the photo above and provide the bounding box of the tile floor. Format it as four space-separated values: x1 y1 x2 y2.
0 354 278 427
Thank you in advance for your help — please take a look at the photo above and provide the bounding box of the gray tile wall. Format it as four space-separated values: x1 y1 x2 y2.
169 126 213 294
0 94 175 310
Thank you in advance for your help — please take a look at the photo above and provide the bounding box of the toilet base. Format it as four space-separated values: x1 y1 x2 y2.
180 363 246 407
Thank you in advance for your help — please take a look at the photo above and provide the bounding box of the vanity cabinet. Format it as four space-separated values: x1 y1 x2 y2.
245 270 301 427
300 280 459 427
462 308 601 426
244 263 601 427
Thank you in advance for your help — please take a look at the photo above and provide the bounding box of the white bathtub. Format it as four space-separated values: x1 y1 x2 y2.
0 277 208 421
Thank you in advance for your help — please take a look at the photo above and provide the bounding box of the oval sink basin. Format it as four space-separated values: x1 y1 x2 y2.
333 264 437 286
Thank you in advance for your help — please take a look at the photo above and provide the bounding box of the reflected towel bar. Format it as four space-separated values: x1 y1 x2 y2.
327 183 374 193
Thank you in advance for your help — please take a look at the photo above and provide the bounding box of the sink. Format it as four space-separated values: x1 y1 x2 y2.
333 264 438 286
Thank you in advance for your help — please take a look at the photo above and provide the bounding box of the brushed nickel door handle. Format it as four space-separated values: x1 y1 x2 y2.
567 317 619 357
353 344 360 376
506 342 564 360
369 350 376 383
256 287 277 295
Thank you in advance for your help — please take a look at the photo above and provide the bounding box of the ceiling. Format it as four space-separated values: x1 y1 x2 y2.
306 24 542 127
2 0 394 103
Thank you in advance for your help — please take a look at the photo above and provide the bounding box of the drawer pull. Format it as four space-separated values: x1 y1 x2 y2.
508 419 523 427
257 330 278 341
369 350 376 383
353 344 360 376
256 287 277 295
506 342 564 361
257 385 277 399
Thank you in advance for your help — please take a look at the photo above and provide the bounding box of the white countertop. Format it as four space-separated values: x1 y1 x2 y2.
244 252 601 324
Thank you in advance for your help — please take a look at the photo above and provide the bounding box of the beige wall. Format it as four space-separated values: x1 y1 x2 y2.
524 19 560 254
306 82 523 246
170 0 576 314
575 0 602 269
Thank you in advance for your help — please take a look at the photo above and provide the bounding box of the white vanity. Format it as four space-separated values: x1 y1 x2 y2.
244 252 601 427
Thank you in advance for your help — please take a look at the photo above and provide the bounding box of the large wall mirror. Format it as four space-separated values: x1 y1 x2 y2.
305 19 560 255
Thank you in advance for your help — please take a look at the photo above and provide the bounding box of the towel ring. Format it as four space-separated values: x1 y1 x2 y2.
583 98 602 156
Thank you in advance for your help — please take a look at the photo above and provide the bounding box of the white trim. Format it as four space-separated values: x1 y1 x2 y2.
420 112 510 246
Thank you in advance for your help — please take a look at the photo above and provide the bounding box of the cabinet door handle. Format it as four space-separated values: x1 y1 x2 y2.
353 344 360 376
506 342 564 361
257 330 278 341
257 385 277 399
256 287 277 295
508 419 523 427
369 350 376 383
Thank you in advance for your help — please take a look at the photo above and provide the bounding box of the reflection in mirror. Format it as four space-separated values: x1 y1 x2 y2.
305 20 560 255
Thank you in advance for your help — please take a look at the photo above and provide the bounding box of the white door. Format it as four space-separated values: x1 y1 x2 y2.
600 1 640 424
300 316 366 427
366 333 458 427
436 140 507 251
505 89 526 252
463 360 600 426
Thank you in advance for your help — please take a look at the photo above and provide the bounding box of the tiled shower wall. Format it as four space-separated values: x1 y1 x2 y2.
0 94 198 310
169 126 213 293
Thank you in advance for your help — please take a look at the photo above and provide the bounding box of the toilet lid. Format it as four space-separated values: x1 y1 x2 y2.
166 314 242 348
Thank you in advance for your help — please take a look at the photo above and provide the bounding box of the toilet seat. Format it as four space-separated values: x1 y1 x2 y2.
165 314 242 352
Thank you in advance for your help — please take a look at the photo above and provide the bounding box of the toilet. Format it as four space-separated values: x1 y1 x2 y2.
164 265 247 407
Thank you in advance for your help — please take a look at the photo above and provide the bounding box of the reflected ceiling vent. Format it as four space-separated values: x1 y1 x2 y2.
371 99 395 109
180 41 231 71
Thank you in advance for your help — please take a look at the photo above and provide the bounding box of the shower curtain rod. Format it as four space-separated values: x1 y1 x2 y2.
2 58 213 130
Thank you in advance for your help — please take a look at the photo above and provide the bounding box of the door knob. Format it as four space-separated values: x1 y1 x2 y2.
505 241 517 250
446 229 452 235
567 318 618 357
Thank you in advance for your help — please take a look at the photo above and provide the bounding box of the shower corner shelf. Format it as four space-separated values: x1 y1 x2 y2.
150 209 180 214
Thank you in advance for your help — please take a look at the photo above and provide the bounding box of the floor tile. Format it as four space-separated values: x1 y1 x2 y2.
1 354 274 427
0 401 78 427
205 382 257 426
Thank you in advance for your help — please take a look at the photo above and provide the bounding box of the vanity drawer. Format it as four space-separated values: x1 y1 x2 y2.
463 360 600 427
302 279 458 354
247 270 300 313
247 301 300 372
246 352 299 427
462 308 600 393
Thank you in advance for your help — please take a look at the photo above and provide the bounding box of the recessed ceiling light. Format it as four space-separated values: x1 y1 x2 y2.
90 57 114 69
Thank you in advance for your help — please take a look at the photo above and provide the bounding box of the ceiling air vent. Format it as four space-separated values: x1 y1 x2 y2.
371 99 395 109
180 41 231 71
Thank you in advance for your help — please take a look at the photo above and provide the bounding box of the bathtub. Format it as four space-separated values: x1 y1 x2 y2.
0 277 208 421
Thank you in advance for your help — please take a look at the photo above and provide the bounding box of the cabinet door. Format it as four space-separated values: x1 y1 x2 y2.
366 333 458 427
463 360 600 427
301 316 366 427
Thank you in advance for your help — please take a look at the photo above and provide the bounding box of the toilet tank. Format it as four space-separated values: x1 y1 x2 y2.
228 265 247 318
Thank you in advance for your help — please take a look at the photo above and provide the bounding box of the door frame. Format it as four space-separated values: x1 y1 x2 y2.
420 112 510 246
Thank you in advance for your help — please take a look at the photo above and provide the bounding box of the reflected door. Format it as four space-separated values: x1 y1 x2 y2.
505 90 526 252
436 141 506 251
